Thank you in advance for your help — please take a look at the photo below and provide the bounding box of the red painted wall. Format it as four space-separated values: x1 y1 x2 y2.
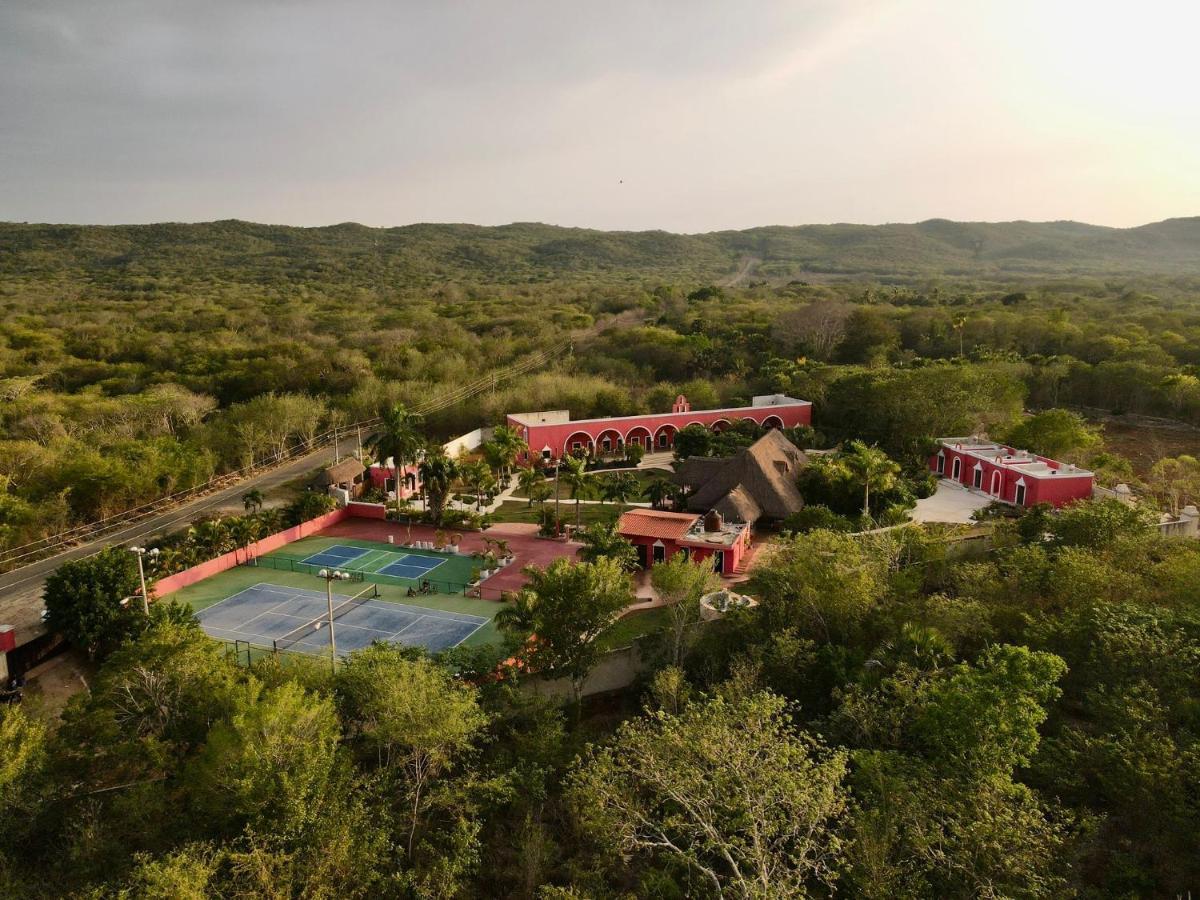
153 507 350 597
367 464 421 500
510 402 812 461
929 446 1092 508
622 532 747 576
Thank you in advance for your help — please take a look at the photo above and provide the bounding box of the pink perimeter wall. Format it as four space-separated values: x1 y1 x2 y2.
153 507 350 597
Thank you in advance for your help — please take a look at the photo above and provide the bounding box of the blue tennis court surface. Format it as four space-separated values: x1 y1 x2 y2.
300 543 369 568
197 583 487 655
378 554 446 579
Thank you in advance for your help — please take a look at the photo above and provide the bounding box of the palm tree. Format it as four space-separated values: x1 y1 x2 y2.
418 450 458 525
645 476 675 511
488 424 527 486
228 516 258 565
461 459 494 511
517 463 545 508
242 489 264 514
189 518 233 559
559 455 592 529
365 404 425 505
843 441 901 520
601 471 639 506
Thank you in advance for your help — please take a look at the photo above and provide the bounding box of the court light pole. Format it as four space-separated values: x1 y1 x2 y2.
129 546 159 616
317 568 351 673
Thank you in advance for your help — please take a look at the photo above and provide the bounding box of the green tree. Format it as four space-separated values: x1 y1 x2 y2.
365 404 425 505
495 558 633 709
188 680 340 836
1005 408 1101 460
43 546 145 659
517 463 545 507
650 552 720 666
558 455 591 529
645 476 676 511
418 450 458 525
576 521 640 572
599 471 639 506
569 690 849 898
241 488 264 514
487 424 527 485
842 441 901 520
752 530 886 645
336 647 489 859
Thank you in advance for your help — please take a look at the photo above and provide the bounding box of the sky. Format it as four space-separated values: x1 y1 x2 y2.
1 0 1198 231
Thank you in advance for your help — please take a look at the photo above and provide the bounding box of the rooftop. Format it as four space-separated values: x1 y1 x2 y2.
937 437 1093 478
617 508 747 547
509 394 810 428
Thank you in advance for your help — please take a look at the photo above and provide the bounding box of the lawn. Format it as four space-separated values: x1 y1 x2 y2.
487 500 635 527
598 606 671 650
511 467 673 502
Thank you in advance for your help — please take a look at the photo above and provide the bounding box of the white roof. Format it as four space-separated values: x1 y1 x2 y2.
937 437 1092 479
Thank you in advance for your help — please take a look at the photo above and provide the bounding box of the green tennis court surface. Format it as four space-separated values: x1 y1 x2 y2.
255 535 477 591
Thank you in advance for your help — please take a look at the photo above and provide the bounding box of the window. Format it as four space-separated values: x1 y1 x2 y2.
936 452 945 474
658 433 669 448
952 457 961 480
712 551 724 573
973 466 983 489
1015 481 1027 505
602 438 612 451
572 441 582 451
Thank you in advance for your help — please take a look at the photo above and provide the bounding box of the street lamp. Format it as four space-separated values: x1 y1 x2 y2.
317 568 351 673
129 546 160 616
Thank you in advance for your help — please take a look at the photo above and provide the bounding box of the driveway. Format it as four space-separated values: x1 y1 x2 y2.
912 479 995 524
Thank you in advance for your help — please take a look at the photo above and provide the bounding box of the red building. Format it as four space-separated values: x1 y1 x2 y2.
616 508 750 576
367 461 422 501
508 393 812 463
930 437 1094 508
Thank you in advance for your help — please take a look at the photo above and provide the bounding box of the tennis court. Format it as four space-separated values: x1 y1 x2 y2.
256 536 471 591
196 582 488 655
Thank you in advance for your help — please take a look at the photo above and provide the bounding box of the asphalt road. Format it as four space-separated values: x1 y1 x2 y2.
0 436 361 645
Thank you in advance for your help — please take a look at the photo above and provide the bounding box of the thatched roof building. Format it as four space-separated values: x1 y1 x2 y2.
673 429 807 525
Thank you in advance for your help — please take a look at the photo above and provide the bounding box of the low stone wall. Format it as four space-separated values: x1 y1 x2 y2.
153 507 351 597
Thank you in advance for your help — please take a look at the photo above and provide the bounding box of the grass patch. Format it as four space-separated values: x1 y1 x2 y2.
598 606 671 651
511 468 673 502
487 500 636 527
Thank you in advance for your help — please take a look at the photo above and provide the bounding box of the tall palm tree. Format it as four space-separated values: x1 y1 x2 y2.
418 450 458 525
600 471 639 506
242 489 264 515
517 463 545 508
559 455 592 529
488 424 527 486
228 517 258 565
365 404 425 505
843 441 901 519
461 459 494 511
645 476 675 511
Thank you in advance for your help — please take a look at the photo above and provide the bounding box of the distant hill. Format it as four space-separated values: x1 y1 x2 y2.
1 217 1198 287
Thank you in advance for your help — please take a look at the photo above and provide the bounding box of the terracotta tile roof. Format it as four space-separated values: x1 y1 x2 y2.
618 509 700 541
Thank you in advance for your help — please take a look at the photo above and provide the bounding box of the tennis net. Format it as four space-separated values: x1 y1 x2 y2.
272 583 380 653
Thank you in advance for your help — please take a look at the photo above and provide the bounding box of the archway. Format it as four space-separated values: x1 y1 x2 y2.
596 428 623 455
564 431 595 457
654 424 678 450
709 418 733 433
625 425 652 448
762 415 784 430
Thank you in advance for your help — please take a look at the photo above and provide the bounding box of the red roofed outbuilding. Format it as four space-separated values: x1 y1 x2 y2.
617 508 750 575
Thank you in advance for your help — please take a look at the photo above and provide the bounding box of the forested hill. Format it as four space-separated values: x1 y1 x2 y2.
2 216 1199 286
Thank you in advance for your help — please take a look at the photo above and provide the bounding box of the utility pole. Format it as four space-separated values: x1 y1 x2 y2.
129 546 159 616
317 568 350 674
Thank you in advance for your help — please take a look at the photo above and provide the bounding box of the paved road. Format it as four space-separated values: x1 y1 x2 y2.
0 436 361 645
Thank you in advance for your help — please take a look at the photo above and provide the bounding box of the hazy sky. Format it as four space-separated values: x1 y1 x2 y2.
2 0 1197 231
